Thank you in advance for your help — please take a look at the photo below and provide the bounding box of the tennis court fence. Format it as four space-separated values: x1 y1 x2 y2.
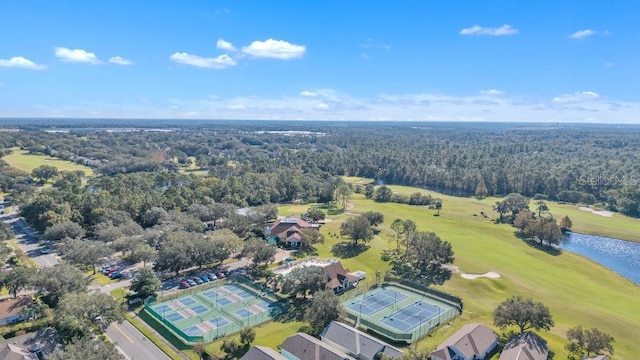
144 296 205 344
348 305 460 343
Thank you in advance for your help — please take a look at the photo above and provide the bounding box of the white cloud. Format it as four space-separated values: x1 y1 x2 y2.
109 56 133 66
216 39 237 52
0 56 46 70
300 91 317 97
55 47 102 64
569 29 597 39
480 89 505 95
460 24 518 36
552 91 600 103
169 52 236 69
241 39 306 59
228 104 245 110
108 56 133 65
315 103 329 110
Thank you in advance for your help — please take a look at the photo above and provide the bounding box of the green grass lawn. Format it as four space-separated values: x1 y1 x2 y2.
205 320 305 358
2 147 94 176
282 182 640 359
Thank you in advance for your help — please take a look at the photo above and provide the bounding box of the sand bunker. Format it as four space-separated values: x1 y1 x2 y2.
578 206 614 218
461 271 501 280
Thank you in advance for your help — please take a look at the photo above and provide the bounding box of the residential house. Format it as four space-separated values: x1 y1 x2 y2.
241 345 288 360
280 332 354 360
320 321 404 360
323 262 359 293
581 356 610 360
0 328 61 360
0 297 34 326
266 217 319 248
431 323 498 360
499 332 549 360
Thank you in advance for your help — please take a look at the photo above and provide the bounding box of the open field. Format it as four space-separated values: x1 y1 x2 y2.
283 181 640 359
2 148 94 176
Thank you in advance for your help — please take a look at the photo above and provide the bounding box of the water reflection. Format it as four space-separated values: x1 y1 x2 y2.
559 232 640 285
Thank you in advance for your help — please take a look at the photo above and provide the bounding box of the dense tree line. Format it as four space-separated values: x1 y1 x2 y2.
2 122 640 217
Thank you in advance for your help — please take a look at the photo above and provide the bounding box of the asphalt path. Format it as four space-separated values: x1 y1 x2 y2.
1 209 59 268
106 320 171 360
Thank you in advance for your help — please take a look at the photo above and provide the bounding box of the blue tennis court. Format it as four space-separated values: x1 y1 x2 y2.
209 317 229 327
237 290 253 298
153 304 172 313
217 297 232 305
381 301 442 332
235 309 254 318
256 301 270 309
202 290 217 299
225 285 242 292
192 305 208 314
165 313 184 322
181 297 197 306
184 325 203 336
347 288 408 316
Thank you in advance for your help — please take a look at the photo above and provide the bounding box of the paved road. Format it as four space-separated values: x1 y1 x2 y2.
2 210 59 268
106 320 171 360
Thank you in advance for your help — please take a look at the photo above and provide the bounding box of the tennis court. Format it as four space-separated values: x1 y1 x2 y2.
347 288 408 316
145 281 285 343
342 284 460 344
381 301 443 332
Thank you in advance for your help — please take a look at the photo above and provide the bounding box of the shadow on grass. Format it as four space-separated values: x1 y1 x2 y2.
331 242 370 258
316 203 345 216
517 235 562 256
273 298 308 323
292 246 318 258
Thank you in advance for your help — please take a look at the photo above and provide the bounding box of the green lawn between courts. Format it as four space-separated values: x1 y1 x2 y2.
279 182 640 359
2 147 94 176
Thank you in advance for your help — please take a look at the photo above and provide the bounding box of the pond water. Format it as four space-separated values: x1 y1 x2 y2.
559 232 640 285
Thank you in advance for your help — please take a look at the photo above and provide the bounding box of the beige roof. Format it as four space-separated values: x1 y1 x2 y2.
582 356 610 360
431 323 498 360
499 332 549 360
0 297 33 319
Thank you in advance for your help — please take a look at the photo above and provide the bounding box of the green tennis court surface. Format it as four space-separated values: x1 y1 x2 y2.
146 282 284 343
343 284 460 344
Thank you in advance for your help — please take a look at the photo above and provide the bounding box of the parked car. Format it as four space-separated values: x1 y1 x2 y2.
200 275 210 283
216 271 226 279
109 272 123 279
193 277 203 285
207 273 218 281
187 279 197 286
39 248 51 254
179 280 190 289
105 268 119 275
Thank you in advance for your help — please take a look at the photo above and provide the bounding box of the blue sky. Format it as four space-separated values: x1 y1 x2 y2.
1 1 639 122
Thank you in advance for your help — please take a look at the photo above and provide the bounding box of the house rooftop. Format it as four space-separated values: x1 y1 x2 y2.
0 328 61 360
432 323 498 360
280 332 354 360
241 345 288 360
499 332 549 360
0 297 33 319
320 321 404 359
